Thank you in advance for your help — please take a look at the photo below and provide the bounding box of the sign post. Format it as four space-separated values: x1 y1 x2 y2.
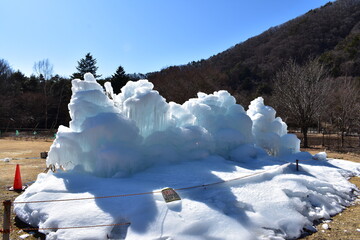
161 188 181 203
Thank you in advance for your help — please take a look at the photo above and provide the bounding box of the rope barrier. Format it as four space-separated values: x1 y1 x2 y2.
0 161 311 237
13 191 162 204
0 151 341 240
13 163 291 205
176 163 291 191
0 222 131 233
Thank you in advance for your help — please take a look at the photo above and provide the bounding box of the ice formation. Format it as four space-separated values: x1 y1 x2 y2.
14 73 360 240
47 73 299 177
247 97 300 156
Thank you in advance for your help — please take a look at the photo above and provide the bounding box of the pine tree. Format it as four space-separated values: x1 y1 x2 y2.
111 65 130 94
72 53 101 79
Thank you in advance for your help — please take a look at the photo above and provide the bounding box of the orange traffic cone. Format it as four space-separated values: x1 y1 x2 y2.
11 164 25 191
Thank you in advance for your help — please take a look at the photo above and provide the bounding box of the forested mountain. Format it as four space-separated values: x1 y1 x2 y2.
148 0 360 104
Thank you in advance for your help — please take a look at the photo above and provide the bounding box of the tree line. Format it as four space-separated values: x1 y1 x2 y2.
272 58 360 148
0 53 140 132
1 53 359 149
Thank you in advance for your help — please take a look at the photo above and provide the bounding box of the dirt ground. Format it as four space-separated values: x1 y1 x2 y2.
300 176 360 240
0 137 359 240
0 138 52 240
300 147 360 239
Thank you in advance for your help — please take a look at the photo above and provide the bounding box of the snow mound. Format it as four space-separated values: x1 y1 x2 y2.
14 74 360 240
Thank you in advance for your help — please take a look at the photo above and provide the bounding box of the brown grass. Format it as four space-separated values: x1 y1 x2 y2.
299 134 360 239
0 138 52 187
0 138 52 240
0 137 359 239
299 149 360 240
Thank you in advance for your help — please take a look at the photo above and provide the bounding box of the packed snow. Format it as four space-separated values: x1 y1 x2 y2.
14 73 360 240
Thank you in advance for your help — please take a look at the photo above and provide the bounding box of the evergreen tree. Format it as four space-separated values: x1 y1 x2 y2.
111 65 130 94
72 53 101 79
8 70 27 95
23 75 39 92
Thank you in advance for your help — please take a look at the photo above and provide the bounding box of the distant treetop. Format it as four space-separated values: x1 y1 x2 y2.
72 53 101 79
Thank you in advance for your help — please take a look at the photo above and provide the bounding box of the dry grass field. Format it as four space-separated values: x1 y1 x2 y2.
300 145 360 239
0 138 52 240
0 135 359 240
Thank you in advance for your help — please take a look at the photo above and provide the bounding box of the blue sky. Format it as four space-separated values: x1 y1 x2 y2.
1 0 332 78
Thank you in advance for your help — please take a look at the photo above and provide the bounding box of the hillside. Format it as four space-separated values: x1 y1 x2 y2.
147 0 360 104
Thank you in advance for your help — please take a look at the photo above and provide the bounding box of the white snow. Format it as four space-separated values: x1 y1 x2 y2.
19 233 30 239
14 73 360 240
321 223 329 230
313 152 327 161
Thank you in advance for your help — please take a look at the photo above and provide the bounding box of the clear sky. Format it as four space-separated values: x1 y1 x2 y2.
0 0 332 78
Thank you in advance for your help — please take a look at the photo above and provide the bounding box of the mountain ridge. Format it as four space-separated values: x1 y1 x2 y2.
147 0 360 104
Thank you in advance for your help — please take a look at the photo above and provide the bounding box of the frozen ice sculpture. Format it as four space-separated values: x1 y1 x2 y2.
47 73 300 177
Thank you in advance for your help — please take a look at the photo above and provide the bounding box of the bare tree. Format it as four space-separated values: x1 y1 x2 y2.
0 59 13 76
33 59 54 129
272 59 331 147
0 59 13 94
33 59 53 80
331 77 360 147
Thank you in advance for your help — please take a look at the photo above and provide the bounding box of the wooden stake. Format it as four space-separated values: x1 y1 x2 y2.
296 160 299 171
2 200 11 240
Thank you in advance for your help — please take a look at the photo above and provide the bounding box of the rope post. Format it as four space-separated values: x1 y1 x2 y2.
3 200 12 240
296 160 299 171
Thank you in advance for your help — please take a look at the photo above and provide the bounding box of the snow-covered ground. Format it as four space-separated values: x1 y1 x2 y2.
14 74 360 239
